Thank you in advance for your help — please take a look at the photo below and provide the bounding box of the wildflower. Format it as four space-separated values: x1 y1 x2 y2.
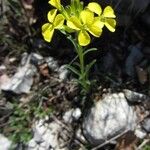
87 2 116 32
48 0 61 10
67 9 102 46
42 9 64 42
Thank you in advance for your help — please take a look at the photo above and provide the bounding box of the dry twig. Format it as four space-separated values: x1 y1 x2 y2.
137 139 150 150
91 129 129 150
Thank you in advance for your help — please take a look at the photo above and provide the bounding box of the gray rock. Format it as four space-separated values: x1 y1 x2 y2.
58 65 69 81
45 57 59 72
123 89 150 103
101 52 116 73
31 53 44 65
125 44 144 77
142 117 150 133
82 93 137 145
0 134 11 150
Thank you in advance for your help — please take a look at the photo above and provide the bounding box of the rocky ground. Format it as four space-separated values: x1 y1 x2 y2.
0 0 150 150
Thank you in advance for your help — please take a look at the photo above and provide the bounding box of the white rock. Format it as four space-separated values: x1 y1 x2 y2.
63 108 81 123
28 139 37 148
28 119 67 150
0 134 11 150
34 119 46 135
63 110 73 123
1 54 37 94
32 53 43 60
46 57 59 71
0 65 6 71
9 57 16 63
76 128 87 144
38 147 47 150
83 93 137 145
135 127 146 139
42 122 60 149
58 65 68 81
72 108 81 120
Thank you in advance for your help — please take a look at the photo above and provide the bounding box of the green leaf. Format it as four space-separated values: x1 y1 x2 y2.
70 0 76 14
83 48 97 56
83 59 96 78
73 62 80 68
67 35 78 51
76 79 86 88
66 65 80 76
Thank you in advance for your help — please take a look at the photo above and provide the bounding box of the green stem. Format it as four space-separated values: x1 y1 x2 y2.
67 34 89 93
77 45 84 74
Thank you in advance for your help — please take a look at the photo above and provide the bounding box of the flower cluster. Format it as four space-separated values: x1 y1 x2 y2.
42 0 116 46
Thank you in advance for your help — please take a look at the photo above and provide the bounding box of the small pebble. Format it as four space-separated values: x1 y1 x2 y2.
135 127 146 139
72 108 81 120
9 57 16 63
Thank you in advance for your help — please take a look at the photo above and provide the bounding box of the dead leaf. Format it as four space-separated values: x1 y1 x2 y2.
116 131 138 150
39 63 49 77
0 74 10 88
136 66 148 84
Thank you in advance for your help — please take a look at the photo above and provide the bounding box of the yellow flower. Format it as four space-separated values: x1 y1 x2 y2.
87 2 116 32
42 9 64 42
48 0 61 10
67 9 102 46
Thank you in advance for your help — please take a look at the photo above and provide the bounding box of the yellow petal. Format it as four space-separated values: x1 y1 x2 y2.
67 16 82 30
47 9 57 23
42 23 54 42
62 25 75 33
105 18 116 32
87 2 102 16
48 0 61 10
78 30 91 46
80 10 94 25
94 17 104 28
103 6 116 18
54 14 64 29
88 25 102 37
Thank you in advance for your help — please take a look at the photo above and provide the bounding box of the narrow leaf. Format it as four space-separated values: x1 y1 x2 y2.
83 59 96 78
83 48 97 56
66 65 80 76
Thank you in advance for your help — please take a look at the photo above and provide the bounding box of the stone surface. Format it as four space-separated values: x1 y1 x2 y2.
46 57 59 72
58 65 68 81
1 53 37 94
28 119 70 150
125 44 143 77
142 117 150 133
123 89 150 103
63 108 81 123
135 126 147 139
82 93 137 145
0 134 11 150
